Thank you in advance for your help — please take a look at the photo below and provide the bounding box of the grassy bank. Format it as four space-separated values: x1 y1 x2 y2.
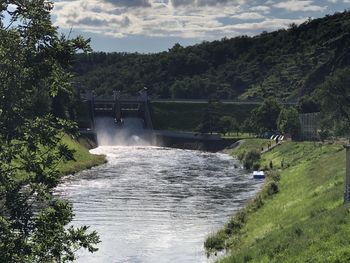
152 102 257 131
57 135 106 175
207 139 350 262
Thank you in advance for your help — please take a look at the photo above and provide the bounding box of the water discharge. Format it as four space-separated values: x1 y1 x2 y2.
95 117 151 146
55 118 263 262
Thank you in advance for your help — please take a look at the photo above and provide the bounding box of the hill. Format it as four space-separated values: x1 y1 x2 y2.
73 11 350 101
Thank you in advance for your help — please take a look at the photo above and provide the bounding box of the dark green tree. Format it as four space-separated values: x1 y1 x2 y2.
278 107 301 139
251 98 281 133
298 96 320 114
0 1 99 262
219 116 239 136
196 99 222 134
317 67 350 137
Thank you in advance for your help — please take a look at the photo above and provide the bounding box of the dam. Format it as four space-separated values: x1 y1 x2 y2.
77 89 235 151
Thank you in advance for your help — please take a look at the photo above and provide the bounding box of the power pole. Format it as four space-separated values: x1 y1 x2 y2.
344 145 350 203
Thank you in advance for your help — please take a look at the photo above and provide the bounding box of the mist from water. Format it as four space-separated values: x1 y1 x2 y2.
95 117 152 146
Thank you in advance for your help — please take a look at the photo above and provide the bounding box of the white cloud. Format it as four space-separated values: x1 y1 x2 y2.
231 12 265 20
52 0 323 39
273 0 327 12
250 5 271 14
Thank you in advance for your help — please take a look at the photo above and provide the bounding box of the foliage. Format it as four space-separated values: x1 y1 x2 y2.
219 116 239 136
152 102 256 132
298 96 320 113
242 150 261 170
0 1 98 262
277 107 301 138
73 11 350 101
250 98 281 134
195 99 223 134
316 67 350 137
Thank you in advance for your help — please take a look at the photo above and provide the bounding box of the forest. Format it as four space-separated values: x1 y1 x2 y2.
73 11 350 102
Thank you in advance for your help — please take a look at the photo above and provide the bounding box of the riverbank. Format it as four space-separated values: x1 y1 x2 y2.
206 139 350 262
57 135 106 176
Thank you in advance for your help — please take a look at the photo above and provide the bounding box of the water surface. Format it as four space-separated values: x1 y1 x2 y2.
56 146 262 263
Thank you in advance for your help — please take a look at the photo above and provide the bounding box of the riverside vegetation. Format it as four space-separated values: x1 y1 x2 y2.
0 1 104 261
206 139 349 262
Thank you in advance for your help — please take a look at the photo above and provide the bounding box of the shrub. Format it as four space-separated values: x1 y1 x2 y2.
243 159 254 170
253 162 261 171
245 150 261 162
225 211 247 235
243 149 261 170
238 151 246 161
205 230 227 251
264 181 279 196
267 170 281 182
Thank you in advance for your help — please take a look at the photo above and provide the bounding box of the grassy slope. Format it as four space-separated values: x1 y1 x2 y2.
217 140 350 263
57 135 106 175
152 102 257 131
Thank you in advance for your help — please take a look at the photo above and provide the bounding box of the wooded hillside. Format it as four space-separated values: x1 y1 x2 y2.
73 11 350 101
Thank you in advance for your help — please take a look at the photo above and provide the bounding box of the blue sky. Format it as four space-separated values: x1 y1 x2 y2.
52 0 350 53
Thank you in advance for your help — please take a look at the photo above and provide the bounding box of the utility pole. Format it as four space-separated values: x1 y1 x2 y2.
344 145 350 203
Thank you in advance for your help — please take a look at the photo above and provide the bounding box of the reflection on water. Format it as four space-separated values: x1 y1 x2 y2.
55 146 262 263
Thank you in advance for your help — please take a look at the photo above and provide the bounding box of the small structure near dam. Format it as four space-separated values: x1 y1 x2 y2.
77 89 235 151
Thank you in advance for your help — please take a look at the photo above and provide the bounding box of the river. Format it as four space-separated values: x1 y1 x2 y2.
55 145 262 263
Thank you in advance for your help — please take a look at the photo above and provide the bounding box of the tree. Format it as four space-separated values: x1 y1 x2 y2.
278 107 301 139
251 98 281 134
298 96 320 113
196 99 222 134
316 67 350 137
0 1 99 262
219 116 239 136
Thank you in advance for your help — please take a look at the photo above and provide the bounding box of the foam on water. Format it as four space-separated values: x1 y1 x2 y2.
94 117 151 146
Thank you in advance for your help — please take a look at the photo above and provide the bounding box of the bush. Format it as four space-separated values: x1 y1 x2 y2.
267 170 281 182
264 181 279 196
253 162 261 171
245 149 261 162
238 151 246 161
243 149 261 170
205 230 227 251
225 211 247 235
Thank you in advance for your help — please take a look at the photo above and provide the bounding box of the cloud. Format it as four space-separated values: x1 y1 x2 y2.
231 12 266 20
250 5 271 14
104 0 151 7
273 0 327 12
52 0 330 40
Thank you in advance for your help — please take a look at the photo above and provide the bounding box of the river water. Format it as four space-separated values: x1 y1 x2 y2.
55 145 262 263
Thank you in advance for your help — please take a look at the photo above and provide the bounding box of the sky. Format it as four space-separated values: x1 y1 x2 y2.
52 0 350 53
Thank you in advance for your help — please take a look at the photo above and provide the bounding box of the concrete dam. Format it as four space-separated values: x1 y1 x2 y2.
77 89 235 151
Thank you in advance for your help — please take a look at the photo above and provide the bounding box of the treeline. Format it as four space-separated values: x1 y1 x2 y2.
73 11 350 101
194 65 350 139
0 1 99 261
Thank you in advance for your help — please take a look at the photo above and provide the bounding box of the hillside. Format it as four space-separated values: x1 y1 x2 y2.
206 140 350 262
73 11 350 101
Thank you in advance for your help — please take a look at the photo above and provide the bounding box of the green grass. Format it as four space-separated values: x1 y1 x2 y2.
208 139 350 263
230 138 271 157
57 135 106 175
151 102 257 131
